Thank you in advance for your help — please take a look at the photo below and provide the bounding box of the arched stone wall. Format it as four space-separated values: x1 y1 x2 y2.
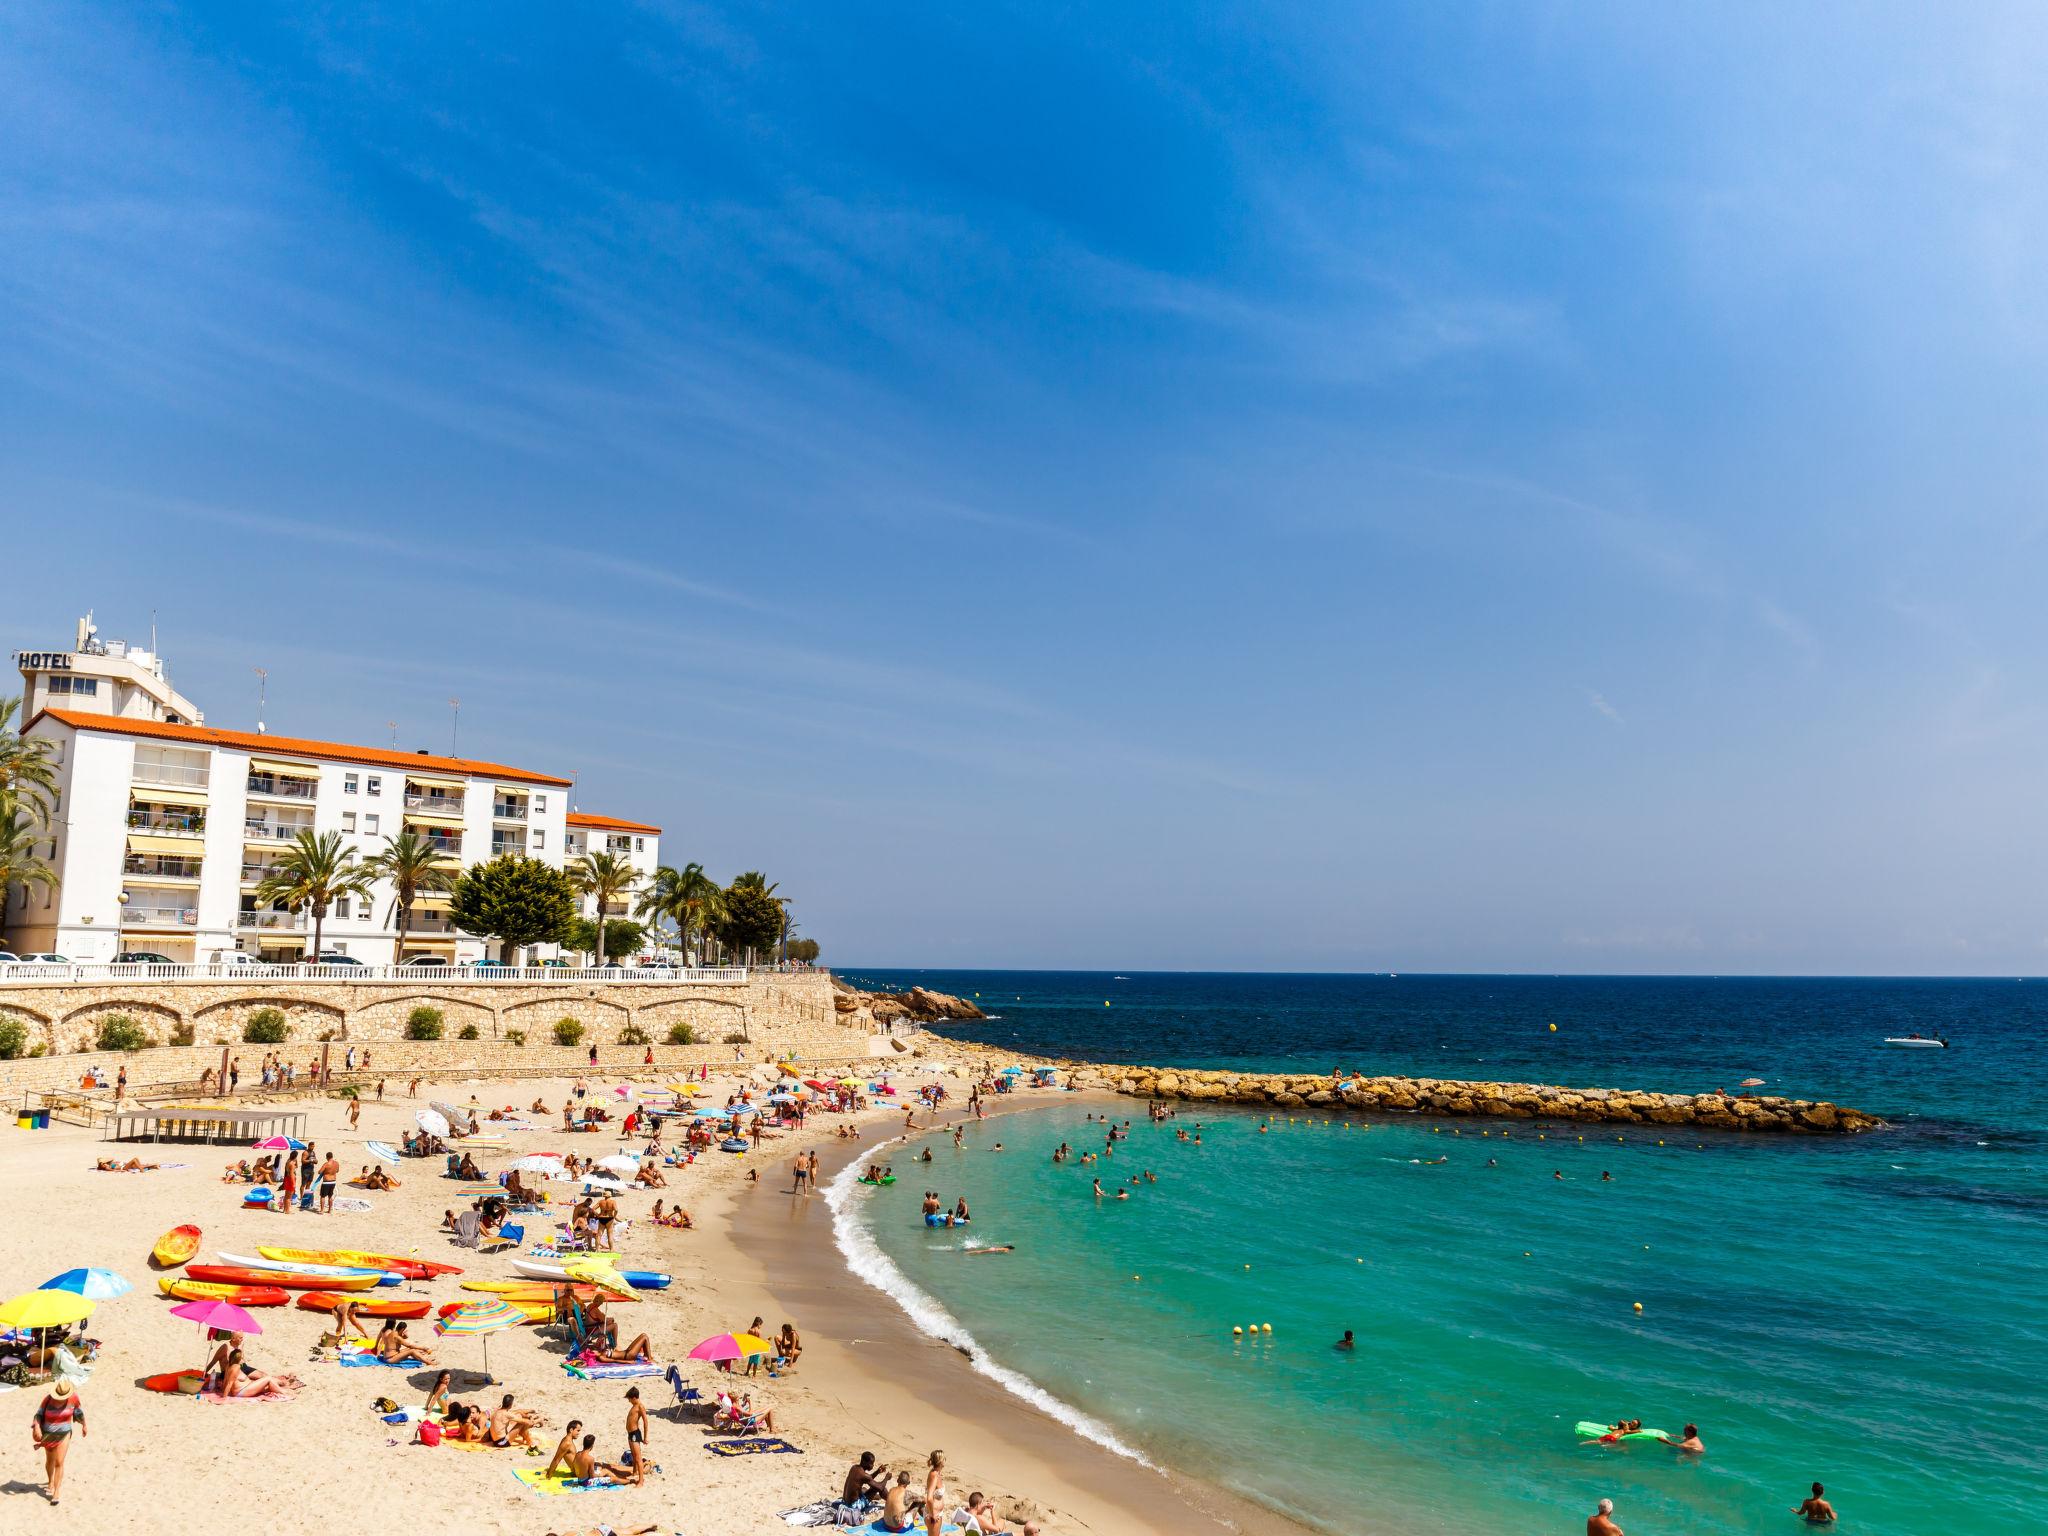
56 997 185 1054
347 993 498 1041
191 995 347 1046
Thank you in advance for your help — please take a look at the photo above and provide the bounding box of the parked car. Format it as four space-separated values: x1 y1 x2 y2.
205 950 274 971
17 953 69 964
311 952 364 967
466 958 514 970
115 951 177 964
396 953 449 967
0 951 20 964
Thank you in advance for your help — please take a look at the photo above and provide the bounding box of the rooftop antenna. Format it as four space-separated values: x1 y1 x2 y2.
387 720 398 747
150 609 158 657
448 697 460 756
253 667 268 734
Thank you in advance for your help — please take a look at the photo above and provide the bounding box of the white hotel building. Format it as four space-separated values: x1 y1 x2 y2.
9 626 663 964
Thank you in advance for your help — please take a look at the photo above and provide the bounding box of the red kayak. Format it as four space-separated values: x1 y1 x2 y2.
185 1264 377 1291
296 1291 431 1320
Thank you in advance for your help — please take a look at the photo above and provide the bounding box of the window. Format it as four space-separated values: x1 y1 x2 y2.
364 814 379 835
341 811 357 833
532 830 545 849
333 898 351 920
367 776 381 795
534 794 547 812
635 837 645 852
344 773 359 794
48 675 99 696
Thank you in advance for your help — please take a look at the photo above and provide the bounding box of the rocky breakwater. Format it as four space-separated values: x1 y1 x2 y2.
833 980 986 1029
1074 1067 1884 1135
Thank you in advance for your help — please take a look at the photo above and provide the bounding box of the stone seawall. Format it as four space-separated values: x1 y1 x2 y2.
1076 1066 1884 1134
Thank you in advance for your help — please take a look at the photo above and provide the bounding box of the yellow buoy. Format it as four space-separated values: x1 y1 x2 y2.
1261 1323 1272 1333
1633 1302 1643 1312
1549 1022 1557 1032
1524 1251 1532 1257
1232 1325 1243 1335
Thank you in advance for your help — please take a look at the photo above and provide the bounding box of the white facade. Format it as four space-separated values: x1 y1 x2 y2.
10 712 575 964
15 614 204 725
564 813 663 959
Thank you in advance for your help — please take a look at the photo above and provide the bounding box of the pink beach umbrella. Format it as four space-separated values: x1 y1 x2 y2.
687 1331 771 1364
251 1135 306 1151
169 1298 263 1336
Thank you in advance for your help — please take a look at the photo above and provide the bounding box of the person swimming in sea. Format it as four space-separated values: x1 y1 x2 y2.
1793 1483 1836 1523
919 1148 933 1162
1335 1330 1355 1350
1092 1178 1103 1198
1114 1188 1130 1199
1660 1424 1703 1454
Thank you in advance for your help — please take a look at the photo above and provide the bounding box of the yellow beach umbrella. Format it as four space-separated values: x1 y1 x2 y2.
565 1260 633 1295
0 1288 96 1330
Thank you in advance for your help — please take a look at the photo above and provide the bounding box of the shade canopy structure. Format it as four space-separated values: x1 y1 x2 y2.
168 1297 262 1335
435 1298 524 1381
415 1109 451 1137
686 1331 772 1363
107 1105 307 1146
0 1289 96 1330
365 1141 401 1165
41 1267 132 1301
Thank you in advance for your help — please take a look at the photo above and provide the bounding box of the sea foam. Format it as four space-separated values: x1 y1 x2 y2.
823 1144 1154 1468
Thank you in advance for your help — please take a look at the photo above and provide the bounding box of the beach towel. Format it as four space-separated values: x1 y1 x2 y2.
512 1469 633 1495
563 1360 662 1381
198 1385 297 1403
338 1353 425 1368
705 1436 802 1457
333 1196 373 1213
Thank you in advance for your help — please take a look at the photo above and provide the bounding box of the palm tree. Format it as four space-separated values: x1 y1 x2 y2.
362 831 458 956
637 861 720 965
252 829 375 962
568 850 637 966
0 696 57 826
0 789 58 943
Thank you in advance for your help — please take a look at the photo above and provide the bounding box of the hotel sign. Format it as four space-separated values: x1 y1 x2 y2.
15 652 73 669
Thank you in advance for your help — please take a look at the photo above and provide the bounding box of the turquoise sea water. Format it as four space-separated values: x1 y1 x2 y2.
834 973 2048 1536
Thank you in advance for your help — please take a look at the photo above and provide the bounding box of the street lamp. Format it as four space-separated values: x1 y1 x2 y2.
115 888 131 960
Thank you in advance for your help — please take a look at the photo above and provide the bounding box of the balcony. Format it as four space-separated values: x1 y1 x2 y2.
404 792 465 815
491 801 528 821
123 903 199 927
490 838 526 858
421 838 463 861
238 909 307 930
240 861 279 882
244 819 315 843
127 810 205 837
131 761 209 789
124 854 203 881
402 912 459 935
247 773 318 800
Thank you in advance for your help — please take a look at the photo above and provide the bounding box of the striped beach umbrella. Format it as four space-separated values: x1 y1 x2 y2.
364 1141 401 1165
686 1330 772 1363
40 1267 131 1301
435 1298 524 1382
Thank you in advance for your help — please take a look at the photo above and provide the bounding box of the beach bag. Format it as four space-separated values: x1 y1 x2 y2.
416 1419 442 1446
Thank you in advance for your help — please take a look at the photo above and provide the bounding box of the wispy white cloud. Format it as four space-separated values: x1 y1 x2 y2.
1584 689 1624 725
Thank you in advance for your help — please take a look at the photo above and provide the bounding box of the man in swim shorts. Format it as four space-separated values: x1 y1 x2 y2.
318 1151 340 1213
488 1392 541 1449
842 1450 884 1507
1661 1423 1703 1454
544 1420 584 1478
1588 1497 1622 1536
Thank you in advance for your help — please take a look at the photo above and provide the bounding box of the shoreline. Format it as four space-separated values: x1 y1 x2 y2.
726 1089 1321 1536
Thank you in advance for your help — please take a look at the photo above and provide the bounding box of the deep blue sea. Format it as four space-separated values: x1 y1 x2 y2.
830 972 2048 1536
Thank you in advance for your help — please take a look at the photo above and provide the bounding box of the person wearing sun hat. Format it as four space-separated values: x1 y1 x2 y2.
31 1374 85 1505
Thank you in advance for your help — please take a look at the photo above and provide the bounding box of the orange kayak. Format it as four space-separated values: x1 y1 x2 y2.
158 1277 290 1307
152 1224 202 1269
185 1264 379 1291
296 1291 431 1320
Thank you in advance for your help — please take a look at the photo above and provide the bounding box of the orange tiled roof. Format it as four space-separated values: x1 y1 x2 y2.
30 708 573 786
566 811 662 834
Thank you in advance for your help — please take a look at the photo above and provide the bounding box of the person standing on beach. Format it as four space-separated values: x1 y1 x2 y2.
1588 1497 1622 1536
792 1153 809 1194
317 1151 340 1214
229 1056 240 1094
621 1386 649 1483
347 1097 361 1130
923 1450 948 1536
31 1374 84 1505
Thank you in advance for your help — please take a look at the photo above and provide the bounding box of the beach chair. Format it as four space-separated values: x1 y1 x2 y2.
662 1363 703 1419
479 1219 522 1254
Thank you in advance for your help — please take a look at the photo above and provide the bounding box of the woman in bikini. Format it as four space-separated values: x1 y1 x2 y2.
924 1449 948 1536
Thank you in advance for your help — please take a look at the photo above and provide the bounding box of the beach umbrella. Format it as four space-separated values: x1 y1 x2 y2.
365 1140 401 1165
1740 1078 1767 1088
0 1289 96 1331
415 1108 451 1137
435 1299 523 1382
580 1175 632 1193
565 1260 632 1295
509 1154 565 1175
802 1079 832 1092
454 1184 504 1199
430 1100 463 1123
251 1134 307 1152
40 1267 131 1301
168 1297 262 1335
686 1330 772 1364
596 1155 640 1178
837 1077 862 1087
613 1084 635 1099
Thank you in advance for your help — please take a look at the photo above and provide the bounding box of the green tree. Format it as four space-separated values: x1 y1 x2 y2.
786 937 820 964
0 696 58 826
716 876 786 965
448 855 577 964
405 1006 444 1040
242 1007 289 1044
552 1016 585 1046
95 1014 150 1051
0 1016 29 1059
0 790 58 943
568 850 637 968
251 829 375 960
561 915 646 962
362 831 457 954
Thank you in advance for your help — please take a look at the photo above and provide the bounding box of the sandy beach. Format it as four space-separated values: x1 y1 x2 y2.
0 1058 1307 1536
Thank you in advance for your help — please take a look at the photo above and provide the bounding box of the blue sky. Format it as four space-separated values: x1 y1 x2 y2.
5 3 2047 973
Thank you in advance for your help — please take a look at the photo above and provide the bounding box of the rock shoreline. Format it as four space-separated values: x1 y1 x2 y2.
1060 1065 1884 1134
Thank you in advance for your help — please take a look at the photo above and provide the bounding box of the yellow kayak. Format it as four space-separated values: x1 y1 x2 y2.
257 1246 460 1279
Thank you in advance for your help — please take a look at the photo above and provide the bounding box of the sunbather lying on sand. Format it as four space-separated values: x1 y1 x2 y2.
95 1157 158 1171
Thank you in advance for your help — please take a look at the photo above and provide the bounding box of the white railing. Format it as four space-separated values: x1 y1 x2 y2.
0 962 751 985
132 763 210 788
244 820 315 842
491 802 528 821
121 904 200 926
490 839 525 857
238 910 308 930
127 813 205 836
124 857 205 879
246 775 317 799
405 793 465 815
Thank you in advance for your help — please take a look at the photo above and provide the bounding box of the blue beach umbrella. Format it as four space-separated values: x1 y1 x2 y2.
41 1267 132 1300
365 1141 401 1165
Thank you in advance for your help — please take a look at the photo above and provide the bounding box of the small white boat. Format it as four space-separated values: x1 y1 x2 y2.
1882 1037 1948 1048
